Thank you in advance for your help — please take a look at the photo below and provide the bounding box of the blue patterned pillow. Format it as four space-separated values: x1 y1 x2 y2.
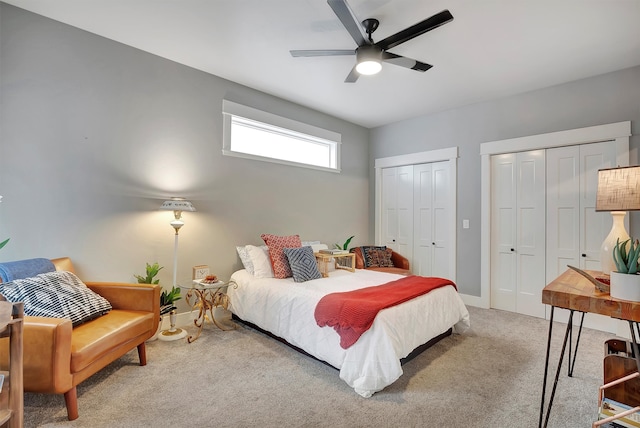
0 271 112 326
283 246 322 283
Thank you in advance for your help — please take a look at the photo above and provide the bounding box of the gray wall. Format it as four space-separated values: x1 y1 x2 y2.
0 4 370 311
370 66 640 297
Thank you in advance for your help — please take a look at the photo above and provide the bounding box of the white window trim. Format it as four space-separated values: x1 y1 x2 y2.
222 100 341 173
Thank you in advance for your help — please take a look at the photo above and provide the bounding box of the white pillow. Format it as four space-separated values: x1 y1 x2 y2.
246 245 274 278
236 246 255 274
310 243 328 252
237 245 270 275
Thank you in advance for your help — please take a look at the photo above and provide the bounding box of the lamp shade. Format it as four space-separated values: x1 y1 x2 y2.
596 166 640 212
160 200 196 212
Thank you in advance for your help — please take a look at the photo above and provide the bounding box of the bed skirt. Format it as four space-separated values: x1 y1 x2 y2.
231 313 452 369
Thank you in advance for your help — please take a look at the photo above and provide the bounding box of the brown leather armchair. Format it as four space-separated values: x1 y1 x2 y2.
351 247 411 275
0 257 160 420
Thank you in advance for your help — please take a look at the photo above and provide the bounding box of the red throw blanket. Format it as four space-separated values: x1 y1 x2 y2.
314 275 456 349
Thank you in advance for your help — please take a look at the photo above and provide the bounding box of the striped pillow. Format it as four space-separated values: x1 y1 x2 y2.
0 271 112 326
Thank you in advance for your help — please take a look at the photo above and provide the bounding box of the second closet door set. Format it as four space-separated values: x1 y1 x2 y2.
490 141 618 322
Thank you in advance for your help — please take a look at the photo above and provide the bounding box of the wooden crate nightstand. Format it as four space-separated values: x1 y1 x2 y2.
314 252 355 278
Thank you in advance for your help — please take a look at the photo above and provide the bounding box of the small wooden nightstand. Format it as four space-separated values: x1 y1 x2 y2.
314 252 356 278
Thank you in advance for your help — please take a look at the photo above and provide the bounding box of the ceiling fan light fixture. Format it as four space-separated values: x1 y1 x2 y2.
355 45 382 76
356 59 382 75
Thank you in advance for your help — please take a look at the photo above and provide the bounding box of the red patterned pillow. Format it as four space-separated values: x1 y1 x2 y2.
261 234 302 279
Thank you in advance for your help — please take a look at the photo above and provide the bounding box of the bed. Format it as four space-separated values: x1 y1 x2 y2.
227 267 470 398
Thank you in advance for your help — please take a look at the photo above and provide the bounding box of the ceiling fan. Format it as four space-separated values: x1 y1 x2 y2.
290 0 454 83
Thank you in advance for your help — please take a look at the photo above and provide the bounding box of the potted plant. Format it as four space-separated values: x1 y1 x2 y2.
135 262 182 339
610 238 640 301
135 262 182 312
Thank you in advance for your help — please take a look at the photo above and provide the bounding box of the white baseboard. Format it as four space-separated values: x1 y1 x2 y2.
460 293 488 309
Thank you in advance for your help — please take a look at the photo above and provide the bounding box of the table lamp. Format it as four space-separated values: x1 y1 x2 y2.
157 198 196 341
596 166 640 274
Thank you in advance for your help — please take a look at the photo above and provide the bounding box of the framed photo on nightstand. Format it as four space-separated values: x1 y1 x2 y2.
192 265 210 280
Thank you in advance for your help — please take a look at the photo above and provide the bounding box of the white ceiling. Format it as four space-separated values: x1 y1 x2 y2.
4 0 640 128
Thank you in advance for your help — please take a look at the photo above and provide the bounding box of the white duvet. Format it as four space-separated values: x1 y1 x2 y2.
228 268 470 397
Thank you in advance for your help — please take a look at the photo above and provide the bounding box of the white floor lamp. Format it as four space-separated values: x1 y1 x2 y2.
157 198 196 341
596 166 640 275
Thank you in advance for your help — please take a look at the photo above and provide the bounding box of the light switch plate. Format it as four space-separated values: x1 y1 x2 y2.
463 219 470 229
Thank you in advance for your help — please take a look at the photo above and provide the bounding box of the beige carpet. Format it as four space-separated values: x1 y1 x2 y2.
24 306 614 427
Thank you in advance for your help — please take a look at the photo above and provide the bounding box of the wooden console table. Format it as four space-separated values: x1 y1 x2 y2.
539 268 640 428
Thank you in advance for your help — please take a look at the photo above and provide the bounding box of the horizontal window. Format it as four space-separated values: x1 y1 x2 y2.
222 100 341 172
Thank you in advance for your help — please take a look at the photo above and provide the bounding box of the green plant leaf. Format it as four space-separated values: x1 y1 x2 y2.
343 235 354 250
135 262 163 284
612 238 640 274
0 238 9 250
160 286 181 306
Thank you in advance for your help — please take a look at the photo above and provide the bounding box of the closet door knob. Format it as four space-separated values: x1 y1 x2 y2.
432 242 436 246
582 254 586 258
510 248 515 252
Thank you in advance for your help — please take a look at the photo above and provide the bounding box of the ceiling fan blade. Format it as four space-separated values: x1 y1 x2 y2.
290 49 355 57
382 52 432 72
327 0 368 47
376 10 453 51
344 66 359 83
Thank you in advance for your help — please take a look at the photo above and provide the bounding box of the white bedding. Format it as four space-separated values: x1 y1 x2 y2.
228 268 470 397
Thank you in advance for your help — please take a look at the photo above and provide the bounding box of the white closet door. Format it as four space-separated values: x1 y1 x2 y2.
412 161 451 277
580 142 618 270
546 142 618 281
381 168 398 249
516 150 546 318
381 166 413 258
490 154 517 312
413 163 433 276
490 151 545 317
546 141 618 331
396 166 414 258
431 161 451 278
546 146 581 281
